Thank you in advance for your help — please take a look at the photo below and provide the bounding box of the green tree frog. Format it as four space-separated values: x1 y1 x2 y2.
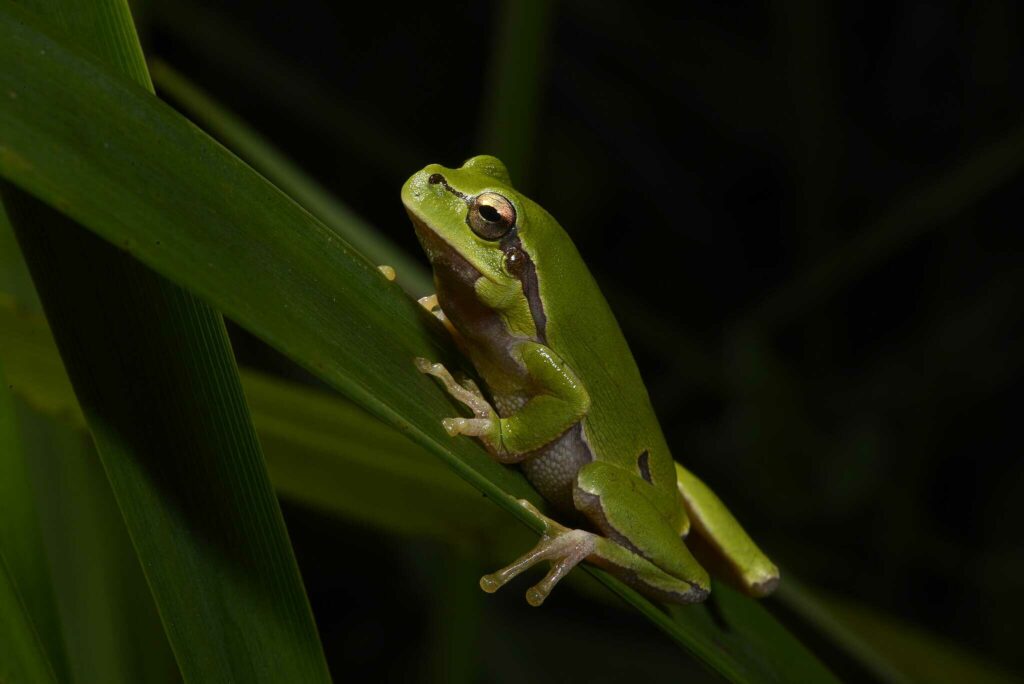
403 155 779 606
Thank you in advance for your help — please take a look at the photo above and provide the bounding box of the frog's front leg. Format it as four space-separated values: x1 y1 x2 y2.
414 357 497 439
416 341 590 461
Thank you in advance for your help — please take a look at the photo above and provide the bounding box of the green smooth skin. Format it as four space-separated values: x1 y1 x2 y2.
403 156 778 605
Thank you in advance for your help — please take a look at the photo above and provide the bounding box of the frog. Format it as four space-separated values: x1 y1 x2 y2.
402 155 779 606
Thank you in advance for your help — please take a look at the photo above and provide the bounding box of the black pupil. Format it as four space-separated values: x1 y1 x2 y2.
479 205 501 222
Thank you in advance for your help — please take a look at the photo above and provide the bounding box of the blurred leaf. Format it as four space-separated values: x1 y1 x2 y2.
0 367 62 684
772 579 912 684
0 294 84 425
478 0 555 185
0 7 841 681
14 399 180 683
745 118 1024 331
419 546 484 684
2 161 174 684
0 203 39 309
0 359 69 681
149 60 433 298
249 370 509 541
821 592 1021 684
0 548 56 684
1 1 329 681
0 294 505 542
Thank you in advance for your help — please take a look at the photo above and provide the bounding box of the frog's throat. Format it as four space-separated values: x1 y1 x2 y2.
407 211 482 289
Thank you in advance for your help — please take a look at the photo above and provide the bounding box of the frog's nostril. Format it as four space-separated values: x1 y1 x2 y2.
428 173 445 185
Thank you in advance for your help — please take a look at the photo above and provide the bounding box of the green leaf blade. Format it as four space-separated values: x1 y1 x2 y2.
1 1 330 681
0 549 57 684
0 361 70 682
0 367 61 684
150 60 433 298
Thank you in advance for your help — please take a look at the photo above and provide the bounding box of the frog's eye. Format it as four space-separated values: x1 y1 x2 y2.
468 192 516 240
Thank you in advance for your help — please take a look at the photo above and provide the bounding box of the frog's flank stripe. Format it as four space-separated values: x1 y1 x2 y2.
500 235 548 343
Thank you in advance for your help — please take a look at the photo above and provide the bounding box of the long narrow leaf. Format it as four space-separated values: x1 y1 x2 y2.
1 1 329 681
0 6 837 680
0 294 508 542
477 0 555 185
0 548 56 684
14 398 180 683
149 60 433 298
0 358 69 681
2 200 175 683
0 365 60 684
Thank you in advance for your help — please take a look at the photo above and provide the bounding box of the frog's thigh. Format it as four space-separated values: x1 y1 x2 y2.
575 461 710 600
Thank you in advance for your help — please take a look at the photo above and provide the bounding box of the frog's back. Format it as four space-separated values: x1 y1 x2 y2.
523 201 674 484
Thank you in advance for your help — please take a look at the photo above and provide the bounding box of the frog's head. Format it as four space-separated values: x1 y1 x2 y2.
403 155 544 340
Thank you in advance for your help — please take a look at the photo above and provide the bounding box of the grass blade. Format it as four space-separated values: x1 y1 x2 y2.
477 0 555 185
0 294 507 542
0 6 838 680
247 370 510 540
149 60 433 298
2 189 175 683
0 366 60 684
15 397 181 683
0 548 56 684
1 1 329 680
0 359 69 681
821 592 1021 684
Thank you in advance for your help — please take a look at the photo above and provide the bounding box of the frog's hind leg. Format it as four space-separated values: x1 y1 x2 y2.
480 499 707 606
673 463 780 597
480 499 598 607
574 461 711 603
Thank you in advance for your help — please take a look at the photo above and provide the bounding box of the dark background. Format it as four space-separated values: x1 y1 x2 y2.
139 0 1022 679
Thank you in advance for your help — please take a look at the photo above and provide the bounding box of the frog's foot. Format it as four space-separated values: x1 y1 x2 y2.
479 499 597 607
377 264 396 281
417 293 440 313
417 294 460 338
415 358 498 438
